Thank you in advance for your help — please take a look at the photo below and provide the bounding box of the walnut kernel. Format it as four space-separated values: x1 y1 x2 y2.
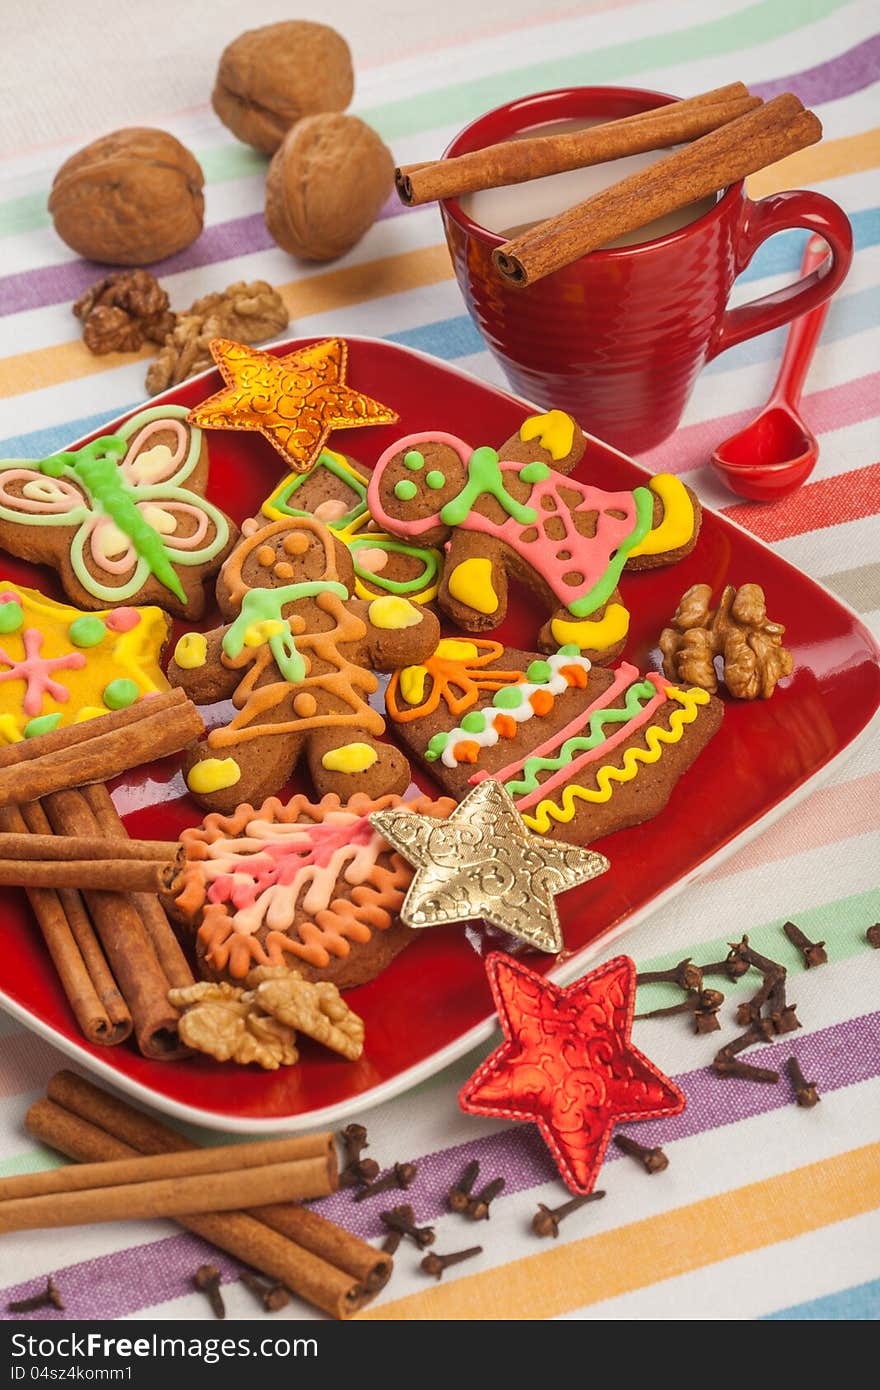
145 280 288 395
213 21 353 155
660 582 793 700
74 270 175 356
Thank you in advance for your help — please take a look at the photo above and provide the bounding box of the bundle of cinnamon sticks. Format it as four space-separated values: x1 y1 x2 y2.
396 82 823 287
0 691 205 1058
25 1071 390 1319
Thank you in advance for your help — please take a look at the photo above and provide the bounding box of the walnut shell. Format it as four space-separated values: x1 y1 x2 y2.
213 21 353 155
265 114 393 262
49 128 204 266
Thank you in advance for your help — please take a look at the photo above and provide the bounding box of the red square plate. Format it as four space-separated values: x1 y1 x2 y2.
1 337 878 1131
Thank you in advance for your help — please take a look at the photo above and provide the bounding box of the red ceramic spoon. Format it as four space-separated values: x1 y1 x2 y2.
711 235 832 501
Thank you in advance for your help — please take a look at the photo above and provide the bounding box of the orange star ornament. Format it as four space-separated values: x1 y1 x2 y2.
189 338 399 474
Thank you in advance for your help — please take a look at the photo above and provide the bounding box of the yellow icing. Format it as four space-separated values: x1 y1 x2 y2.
519 409 575 461
321 742 379 774
243 618 286 647
0 582 169 741
0 714 20 744
187 758 242 794
73 705 107 723
448 558 498 615
399 664 427 705
550 602 630 652
368 596 423 629
522 687 710 832
628 474 695 557
174 632 208 669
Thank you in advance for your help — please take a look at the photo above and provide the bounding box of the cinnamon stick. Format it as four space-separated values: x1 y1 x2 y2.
0 689 186 770
0 833 180 863
0 858 168 892
397 88 760 206
0 805 130 1047
0 697 204 809
20 800 131 1040
42 791 186 1060
81 783 195 991
494 93 822 287
31 1084 380 1319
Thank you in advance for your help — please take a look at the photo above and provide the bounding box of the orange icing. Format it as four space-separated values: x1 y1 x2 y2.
386 637 525 723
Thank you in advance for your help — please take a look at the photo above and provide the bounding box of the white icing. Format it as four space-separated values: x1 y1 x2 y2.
440 651 592 767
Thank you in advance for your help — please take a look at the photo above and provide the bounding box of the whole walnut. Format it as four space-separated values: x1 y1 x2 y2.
213 21 353 155
49 129 204 266
265 114 393 262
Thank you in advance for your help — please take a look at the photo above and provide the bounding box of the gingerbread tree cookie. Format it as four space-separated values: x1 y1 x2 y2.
167 515 440 811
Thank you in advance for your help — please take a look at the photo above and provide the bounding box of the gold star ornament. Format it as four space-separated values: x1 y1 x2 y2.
369 779 609 954
188 338 399 474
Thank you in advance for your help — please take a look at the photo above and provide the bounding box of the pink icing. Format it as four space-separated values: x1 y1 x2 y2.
0 628 87 716
105 607 141 632
0 471 84 514
154 502 211 551
122 418 187 481
366 432 471 536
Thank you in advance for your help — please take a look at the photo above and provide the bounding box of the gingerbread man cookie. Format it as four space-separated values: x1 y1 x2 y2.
366 409 701 661
167 515 440 811
0 405 237 620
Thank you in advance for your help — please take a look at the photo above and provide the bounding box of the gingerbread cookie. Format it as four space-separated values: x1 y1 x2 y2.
386 638 722 846
0 405 237 619
0 580 170 742
168 791 455 988
254 446 443 604
366 409 701 660
167 514 440 811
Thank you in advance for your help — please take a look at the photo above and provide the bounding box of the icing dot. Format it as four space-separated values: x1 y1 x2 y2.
448 557 498 615
313 499 349 523
493 686 524 710
273 561 295 580
461 711 486 733
283 531 310 555
321 742 379 774
404 451 425 471
24 713 62 738
368 596 422 630
426 732 449 762
354 547 388 575
69 615 106 648
526 659 552 683
558 643 581 657
174 632 207 669
425 470 446 490
257 545 276 567
0 601 23 634
102 678 140 710
519 461 551 483
105 607 142 633
293 692 318 718
187 758 241 795
394 479 418 501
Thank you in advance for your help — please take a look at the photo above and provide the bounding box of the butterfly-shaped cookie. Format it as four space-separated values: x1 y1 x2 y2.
0 405 237 618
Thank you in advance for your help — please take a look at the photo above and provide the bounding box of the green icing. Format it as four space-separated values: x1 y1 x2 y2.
404 451 425 471
526 659 552 683
519 461 551 483
440 446 537 528
567 485 655 618
267 452 367 529
349 536 440 596
394 479 418 501
504 680 658 798
493 686 524 710
425 471 446 490
425 731 449 762
103 678 139 710
558 643 580 657
0 601 23 633
461 711 486 733
69 615 106 648
24 713 62 738
222 581 348 685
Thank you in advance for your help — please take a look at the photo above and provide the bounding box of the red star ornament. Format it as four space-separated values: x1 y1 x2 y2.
460 953 685 1194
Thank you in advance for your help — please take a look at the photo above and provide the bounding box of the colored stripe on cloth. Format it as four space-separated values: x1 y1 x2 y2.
762 1276 880 1320
723 459 880 539
751 32 880 103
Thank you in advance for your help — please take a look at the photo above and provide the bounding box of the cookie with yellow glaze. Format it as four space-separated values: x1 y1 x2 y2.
385 637 722 847
366 409 701 661
168 791 456 990
0 580 170 742
166 515 440 812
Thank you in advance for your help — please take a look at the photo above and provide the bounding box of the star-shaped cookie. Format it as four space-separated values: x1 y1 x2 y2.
189 337 399 474
368 778 608 953
460 953 686 1193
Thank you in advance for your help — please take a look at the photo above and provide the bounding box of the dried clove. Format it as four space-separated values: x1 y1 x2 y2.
421 1246 483 1279
7 1276 65 1313
787 1055 820 1108
193 1264 225 1319
866 923 880 948
379 1204 435 1250
636 988 723 1031
466 1175 505 1221
448 1158 480 1213
783 921 827 969
338 1122 380 1188
353 1161 418 1202
613 1134 668 1173
239 1271 289 1312
637 958 703 991
381 1228 403 1255
713 1055 779 1083
532 1190 605 1238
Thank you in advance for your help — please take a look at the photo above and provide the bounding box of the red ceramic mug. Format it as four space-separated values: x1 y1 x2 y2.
439 86 853 456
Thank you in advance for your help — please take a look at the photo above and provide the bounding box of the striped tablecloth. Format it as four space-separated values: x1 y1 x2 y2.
1 0 877 1323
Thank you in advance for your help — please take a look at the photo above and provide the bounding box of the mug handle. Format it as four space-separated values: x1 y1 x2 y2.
707 189 853 360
